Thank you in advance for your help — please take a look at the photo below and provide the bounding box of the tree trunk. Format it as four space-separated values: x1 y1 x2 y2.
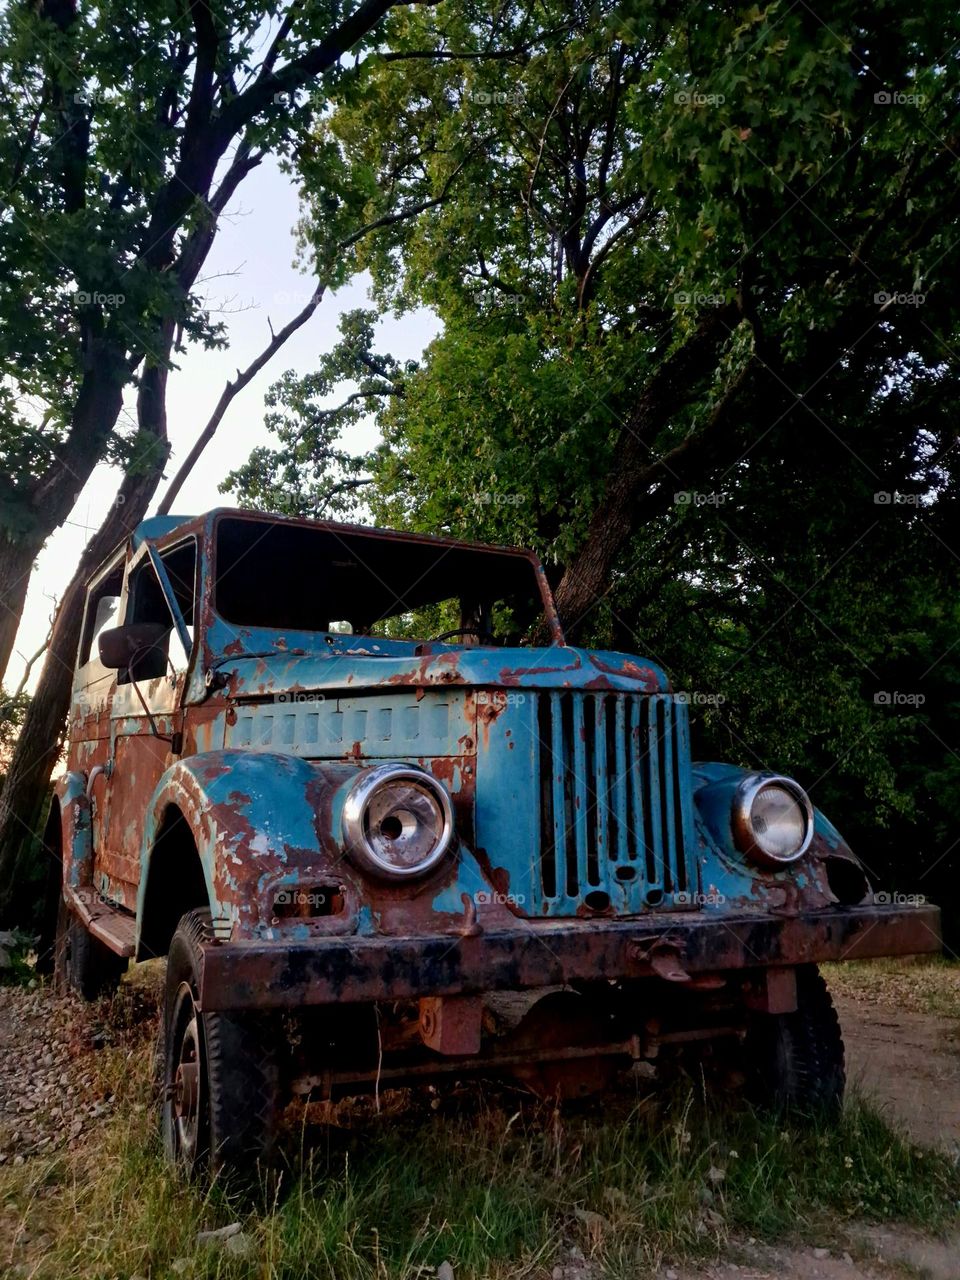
0 536 45 688
0 342 173 930
1 352 127 689
552 306 741 638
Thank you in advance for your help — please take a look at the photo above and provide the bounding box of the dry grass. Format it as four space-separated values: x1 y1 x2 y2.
822 956 960 1021
2 960 959 1279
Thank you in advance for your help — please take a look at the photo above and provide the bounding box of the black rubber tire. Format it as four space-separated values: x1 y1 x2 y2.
744 965 845 1117
161 909 281 1179
53 898 128 1000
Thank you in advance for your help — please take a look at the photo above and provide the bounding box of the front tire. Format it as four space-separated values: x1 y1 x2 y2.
745 965 845 1116
162 909 281 1178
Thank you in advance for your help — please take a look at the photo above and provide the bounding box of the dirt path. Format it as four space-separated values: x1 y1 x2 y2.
671 971 960 1280
670 1225 960 1280
836 992 960 1156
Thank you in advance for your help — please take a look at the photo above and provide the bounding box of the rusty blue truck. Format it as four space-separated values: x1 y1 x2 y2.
46 508 941 1175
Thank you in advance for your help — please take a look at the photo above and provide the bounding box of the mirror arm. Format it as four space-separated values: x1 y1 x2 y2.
126 652 179 750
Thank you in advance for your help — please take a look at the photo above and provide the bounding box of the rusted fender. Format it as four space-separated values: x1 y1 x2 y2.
136 750 360 947
52 771 92 891
692 761 866 912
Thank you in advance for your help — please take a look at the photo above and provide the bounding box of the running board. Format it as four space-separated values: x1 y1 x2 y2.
64 883 136 957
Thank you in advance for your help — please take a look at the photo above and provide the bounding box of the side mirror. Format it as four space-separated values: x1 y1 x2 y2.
98 622 170 670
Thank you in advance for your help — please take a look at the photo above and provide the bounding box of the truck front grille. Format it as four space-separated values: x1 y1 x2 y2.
535 692 696 915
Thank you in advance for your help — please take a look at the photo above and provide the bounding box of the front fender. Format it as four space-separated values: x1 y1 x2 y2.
53 771 92 892
692 761 870 911
137 750 361 943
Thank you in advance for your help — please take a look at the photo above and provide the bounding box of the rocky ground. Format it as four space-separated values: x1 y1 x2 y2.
0 972 158 1167
0 984 113 1165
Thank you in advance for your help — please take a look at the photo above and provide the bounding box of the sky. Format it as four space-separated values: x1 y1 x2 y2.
7 156 437 693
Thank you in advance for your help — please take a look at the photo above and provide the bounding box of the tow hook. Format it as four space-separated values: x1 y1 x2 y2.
457 892 482 937
629 938 725 989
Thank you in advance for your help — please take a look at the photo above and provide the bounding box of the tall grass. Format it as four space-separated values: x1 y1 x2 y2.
4 1042 959 1280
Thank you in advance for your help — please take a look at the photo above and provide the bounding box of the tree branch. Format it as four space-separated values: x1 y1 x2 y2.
0 628 52 717
156 286 327 514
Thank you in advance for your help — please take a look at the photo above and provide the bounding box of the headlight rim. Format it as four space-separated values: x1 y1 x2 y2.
731 772 814 868
342 761 455 882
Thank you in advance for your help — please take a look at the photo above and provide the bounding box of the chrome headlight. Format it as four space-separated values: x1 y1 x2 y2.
342 762 455 881
732 773 814 867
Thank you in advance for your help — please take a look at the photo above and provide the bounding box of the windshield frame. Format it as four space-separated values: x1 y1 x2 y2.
202 509 564 660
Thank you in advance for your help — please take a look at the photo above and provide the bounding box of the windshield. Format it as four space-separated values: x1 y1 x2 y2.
213 516 550 644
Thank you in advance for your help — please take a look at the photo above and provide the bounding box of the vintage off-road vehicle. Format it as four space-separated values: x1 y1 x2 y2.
47 508 940 1174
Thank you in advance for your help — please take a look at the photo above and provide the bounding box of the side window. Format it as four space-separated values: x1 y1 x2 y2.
78 562 124 670
121 540 198 683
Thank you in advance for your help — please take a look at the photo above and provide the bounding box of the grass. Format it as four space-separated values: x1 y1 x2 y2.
3 959 960 1278
3 1043 959 1280
823 955 960 1021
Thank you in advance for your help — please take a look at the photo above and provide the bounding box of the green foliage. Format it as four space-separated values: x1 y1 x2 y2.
219 2 960 932
220 310 401 520
0 689 30 771
0 0 415 550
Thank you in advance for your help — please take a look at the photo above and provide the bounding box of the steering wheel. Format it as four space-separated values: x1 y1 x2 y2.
429 627 498 645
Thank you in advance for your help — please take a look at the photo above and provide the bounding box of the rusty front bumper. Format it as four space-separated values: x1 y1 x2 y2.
198 903 941 1011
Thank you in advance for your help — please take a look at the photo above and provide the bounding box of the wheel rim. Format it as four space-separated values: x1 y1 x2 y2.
168 981 206 1167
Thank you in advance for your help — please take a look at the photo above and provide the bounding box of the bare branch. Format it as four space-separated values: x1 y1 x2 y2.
0 628 53 716
156 286 327 514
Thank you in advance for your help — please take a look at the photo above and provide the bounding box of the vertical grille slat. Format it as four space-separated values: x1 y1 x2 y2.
536 690 695 914
594 696 608 865
570 694 591 891
673 696 693 893
628 696 644 865
612 696 629 864
549 690 568 899
645 697 664 890
660 696 676 892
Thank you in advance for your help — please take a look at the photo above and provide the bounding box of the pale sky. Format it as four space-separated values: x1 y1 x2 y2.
8 156 437 692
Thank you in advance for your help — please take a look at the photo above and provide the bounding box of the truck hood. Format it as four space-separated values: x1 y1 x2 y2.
216 644 670 698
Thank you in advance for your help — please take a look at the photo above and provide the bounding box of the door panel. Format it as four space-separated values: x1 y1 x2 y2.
94 538 198 910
